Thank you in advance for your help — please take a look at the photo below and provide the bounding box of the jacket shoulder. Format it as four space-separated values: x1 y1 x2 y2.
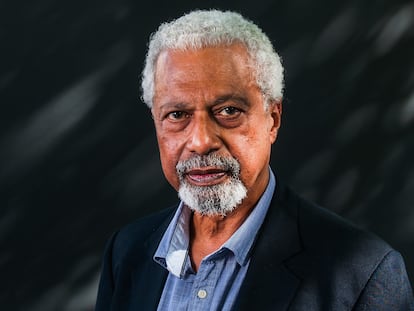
293 191 392 259
278 186 413 309
281 186 393 284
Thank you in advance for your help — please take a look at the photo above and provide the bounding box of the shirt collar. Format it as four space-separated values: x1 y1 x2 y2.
154 168 276 277
153 201 189 277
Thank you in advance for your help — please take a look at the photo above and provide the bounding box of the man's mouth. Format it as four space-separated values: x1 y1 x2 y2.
185 167 229 186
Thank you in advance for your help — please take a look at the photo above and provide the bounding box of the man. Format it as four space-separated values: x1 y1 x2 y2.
95 10 414 310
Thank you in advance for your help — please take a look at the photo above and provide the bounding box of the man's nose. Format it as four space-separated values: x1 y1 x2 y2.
186 113 221 155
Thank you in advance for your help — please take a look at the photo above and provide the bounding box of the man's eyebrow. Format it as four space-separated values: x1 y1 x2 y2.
158 102 189 111
213 94 250 107
157 95 250 111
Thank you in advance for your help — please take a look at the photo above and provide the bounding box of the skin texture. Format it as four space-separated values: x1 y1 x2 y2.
151 44 282 269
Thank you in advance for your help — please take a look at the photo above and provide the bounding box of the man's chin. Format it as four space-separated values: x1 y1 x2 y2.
186 204 235 217
178 181 247 217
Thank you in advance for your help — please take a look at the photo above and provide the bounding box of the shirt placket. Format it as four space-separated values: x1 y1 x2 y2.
188 260 219 311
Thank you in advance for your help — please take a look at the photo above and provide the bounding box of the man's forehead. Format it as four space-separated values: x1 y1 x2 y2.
154 46 254 92
155 44 252 73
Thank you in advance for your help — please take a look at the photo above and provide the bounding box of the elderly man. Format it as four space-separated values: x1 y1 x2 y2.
95 10 413 310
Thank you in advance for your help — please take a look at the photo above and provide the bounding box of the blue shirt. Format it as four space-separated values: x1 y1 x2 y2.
154 169 276 311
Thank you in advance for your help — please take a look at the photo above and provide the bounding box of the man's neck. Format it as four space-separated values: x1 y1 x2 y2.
189 202 255 271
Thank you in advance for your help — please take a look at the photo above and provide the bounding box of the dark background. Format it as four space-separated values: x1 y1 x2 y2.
1 0 414 310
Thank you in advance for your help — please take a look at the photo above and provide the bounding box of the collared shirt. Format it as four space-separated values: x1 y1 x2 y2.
153 169 276 311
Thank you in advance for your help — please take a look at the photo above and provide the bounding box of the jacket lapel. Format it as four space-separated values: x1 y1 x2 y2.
235 183 303 311
130 257 167 310
130 207 176 310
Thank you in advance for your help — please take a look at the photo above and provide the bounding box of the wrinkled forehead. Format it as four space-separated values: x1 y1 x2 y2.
156 45 253 86
154 44 255 83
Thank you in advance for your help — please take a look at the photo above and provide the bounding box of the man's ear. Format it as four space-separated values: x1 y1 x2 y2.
268 100 282 144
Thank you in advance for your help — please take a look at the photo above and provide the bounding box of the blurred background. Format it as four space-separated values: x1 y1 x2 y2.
1 0 414 310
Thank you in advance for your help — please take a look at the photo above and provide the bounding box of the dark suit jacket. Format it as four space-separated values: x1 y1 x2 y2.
95 182 414 310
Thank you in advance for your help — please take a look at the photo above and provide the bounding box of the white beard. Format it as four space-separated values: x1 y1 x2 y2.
176 154 247 216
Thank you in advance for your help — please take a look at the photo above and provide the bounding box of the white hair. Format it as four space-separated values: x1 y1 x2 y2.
141 9 284 108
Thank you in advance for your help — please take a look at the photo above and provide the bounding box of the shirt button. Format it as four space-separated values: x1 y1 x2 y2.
197 289 207 299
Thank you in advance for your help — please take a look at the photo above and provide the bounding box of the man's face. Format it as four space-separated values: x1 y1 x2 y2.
151 44 281 214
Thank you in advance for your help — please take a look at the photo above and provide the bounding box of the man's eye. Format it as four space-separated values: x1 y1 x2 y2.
166 111 188 121
217 106 241 117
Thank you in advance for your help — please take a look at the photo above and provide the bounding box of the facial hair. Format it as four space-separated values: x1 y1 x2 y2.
175 154 247 216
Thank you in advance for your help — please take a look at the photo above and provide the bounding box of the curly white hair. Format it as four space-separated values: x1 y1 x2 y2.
141 9 284 108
